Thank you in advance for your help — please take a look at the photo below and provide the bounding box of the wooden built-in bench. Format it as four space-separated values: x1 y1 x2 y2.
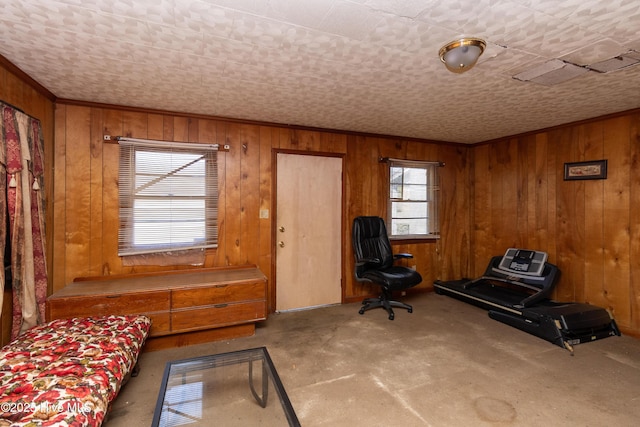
46 265 267 350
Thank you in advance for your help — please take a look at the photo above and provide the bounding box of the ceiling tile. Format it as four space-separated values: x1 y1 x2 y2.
562 39 625 65
316 1 386 40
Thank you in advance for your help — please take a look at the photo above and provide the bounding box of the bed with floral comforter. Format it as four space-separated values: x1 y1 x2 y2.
0 314 151 426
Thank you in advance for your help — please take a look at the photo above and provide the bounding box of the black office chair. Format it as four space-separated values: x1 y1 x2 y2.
352 216 422 320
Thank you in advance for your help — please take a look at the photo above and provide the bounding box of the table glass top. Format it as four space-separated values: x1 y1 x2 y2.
152 347 300 426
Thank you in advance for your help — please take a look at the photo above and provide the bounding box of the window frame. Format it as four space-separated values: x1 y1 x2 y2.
117 138 220 256
386 159 441 241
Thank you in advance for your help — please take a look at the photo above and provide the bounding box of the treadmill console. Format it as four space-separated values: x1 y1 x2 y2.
497 248 547 277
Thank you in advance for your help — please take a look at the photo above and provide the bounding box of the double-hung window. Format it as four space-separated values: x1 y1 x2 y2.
118 138 219 256
387 159 440 239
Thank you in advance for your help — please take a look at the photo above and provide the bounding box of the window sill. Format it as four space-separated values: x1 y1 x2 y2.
389 236 440 244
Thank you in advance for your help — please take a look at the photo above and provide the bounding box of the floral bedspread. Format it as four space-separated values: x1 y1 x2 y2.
0 315 151 427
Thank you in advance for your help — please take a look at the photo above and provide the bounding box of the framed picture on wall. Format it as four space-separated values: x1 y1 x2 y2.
563 159 608 181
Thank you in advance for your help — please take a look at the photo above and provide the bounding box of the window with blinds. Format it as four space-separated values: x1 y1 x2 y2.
387 159 440 239
118 139 219 256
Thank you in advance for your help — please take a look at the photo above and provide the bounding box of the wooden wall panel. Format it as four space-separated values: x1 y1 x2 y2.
147 114 164 140
542 132 558 264
602 117 631 324
470 144 490 276
516 137 529 246
212 121 228 267
162 115 175 141
505 140 520 244
531 133 552 257
554 126 586 302
437 144 470 281
52 105 68 292
63 106 93 284
500 139 519 247
259 127 275 311
101 110 123 278
2 68 24 103
89 108 105 276
176 117 190 142
629 113 640 333
581 121 605 308
223 123 244 265
344 135 372 299
238 124 261 266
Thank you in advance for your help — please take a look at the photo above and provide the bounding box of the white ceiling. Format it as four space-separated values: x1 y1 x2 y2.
2 0 640 144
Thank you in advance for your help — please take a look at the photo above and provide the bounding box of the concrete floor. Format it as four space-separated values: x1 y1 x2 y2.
106 292 640 426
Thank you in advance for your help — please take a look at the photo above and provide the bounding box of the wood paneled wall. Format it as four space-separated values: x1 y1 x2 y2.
53 103 471 312
471 111 640 336
0 57 55 345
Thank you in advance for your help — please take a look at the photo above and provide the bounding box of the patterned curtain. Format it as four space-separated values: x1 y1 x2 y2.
1 103 47 338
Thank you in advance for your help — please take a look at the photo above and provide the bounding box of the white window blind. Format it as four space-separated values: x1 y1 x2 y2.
118 138 219 256
387 159 441 239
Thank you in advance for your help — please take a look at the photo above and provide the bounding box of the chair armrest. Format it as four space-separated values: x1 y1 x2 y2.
394 253 414 259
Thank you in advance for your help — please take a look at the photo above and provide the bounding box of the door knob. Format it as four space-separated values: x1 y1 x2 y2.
278 241 285 248
279 226 285 232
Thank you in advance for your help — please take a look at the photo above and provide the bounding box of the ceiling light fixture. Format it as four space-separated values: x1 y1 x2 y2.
439 37 486 73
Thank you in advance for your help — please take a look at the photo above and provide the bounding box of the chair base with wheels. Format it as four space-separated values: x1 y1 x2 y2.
359 288 413 320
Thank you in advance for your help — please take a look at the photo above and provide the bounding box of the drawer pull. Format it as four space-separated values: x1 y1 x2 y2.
214 303 228 308
106 295 122 298
214 284 228 288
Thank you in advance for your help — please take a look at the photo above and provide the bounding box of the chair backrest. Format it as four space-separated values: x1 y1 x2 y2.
352 216 394 279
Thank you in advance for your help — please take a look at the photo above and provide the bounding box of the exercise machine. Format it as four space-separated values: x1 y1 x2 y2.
434 248 620 353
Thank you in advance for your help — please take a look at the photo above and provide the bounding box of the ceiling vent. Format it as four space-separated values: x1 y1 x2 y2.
513 51 640 85
587 50 640 73
513 59 589 86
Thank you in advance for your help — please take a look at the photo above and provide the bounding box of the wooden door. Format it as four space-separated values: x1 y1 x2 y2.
275 153 342 311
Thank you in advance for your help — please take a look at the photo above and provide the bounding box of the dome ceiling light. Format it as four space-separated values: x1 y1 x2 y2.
439 37 486 74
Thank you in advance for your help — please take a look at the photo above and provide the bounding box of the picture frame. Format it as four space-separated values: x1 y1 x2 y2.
564 159 607 181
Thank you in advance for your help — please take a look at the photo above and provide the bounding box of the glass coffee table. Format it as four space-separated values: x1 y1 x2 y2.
151 347 300 426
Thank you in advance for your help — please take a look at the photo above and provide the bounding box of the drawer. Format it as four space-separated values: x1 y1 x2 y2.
47 290 170 320
171 281 266 309
147 312 171 337
171 300 267 332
